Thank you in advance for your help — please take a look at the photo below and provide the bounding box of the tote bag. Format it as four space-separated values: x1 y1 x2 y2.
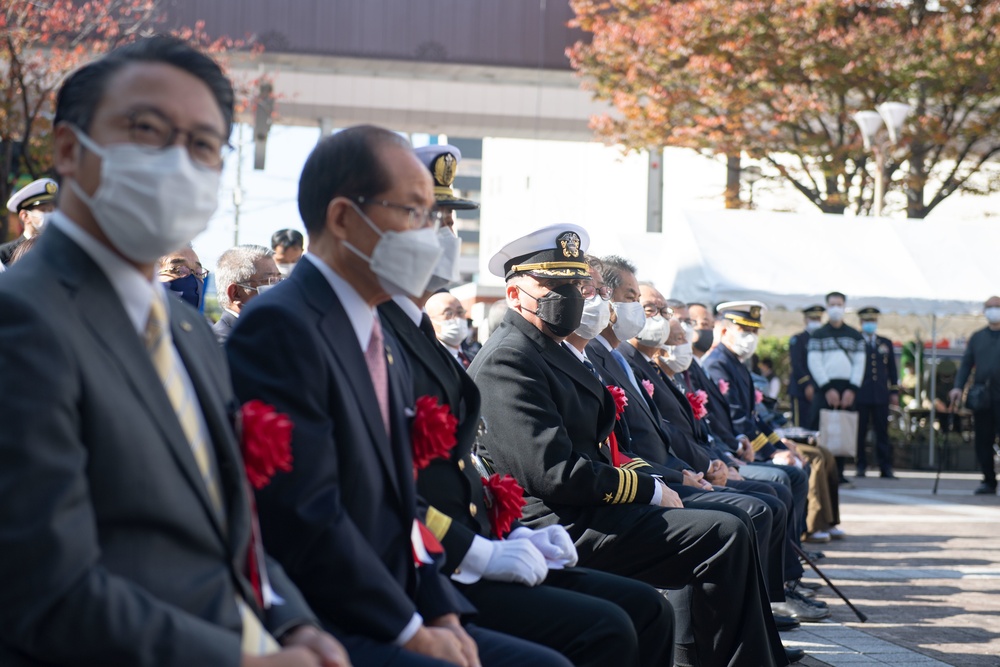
818 409 859 458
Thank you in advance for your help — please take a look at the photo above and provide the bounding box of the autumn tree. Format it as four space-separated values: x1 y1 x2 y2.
568 0 1000 218
1 0 263 241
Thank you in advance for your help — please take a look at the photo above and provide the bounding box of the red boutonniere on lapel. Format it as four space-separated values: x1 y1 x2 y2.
754 389 764 405
686 389 709 420
411 395 458 475
482 473 526 539
239 400 294 490
605 385 629 467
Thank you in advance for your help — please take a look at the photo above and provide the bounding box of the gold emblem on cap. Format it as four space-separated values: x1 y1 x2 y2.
750 305 761 319
556 231 581 259
45 182 57 195
432 153 458 188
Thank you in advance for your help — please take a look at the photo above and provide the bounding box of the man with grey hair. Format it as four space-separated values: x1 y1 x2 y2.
213 244 281 343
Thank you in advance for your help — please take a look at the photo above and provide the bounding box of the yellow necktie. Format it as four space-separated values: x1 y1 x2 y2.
144 297 278 655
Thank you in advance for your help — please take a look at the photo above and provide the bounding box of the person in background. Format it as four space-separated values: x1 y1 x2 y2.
760 358 781 400
854 307 899 479
687 302 715 362
158 244 209 310
788 306 825 427
1 177 58 266
270 228 304 277
950 295 1000 495
213 244 282 343
806 292 865 483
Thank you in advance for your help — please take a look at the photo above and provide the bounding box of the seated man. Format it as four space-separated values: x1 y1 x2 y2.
469 223 788 667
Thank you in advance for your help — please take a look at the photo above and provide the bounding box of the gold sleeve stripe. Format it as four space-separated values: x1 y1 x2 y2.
751 433 768 451
626 470 638 502
797 375 811 384
767 432 780 445
612 468 627 504
425 506 452 541
622 459 651 470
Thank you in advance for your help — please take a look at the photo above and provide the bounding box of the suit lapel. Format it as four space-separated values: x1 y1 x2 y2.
298 263 403 503
588 341 659 424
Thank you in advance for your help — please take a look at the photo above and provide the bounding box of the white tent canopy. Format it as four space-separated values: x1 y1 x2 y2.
592 209 998 317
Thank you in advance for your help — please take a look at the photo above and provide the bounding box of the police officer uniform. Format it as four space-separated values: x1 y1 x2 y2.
788 306 825 427
855 307 899 478
1 178 58 265
469 228 787 667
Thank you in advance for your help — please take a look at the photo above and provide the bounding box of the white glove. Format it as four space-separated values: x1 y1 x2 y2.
481 538 548 586
509 525 579 568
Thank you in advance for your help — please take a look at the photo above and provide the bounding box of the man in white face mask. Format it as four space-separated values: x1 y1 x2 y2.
788 305 826 427
424 292 472 367
1 177 57 267
0 36 349 666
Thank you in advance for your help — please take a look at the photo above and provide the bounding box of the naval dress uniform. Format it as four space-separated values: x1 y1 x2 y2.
855 308 899 477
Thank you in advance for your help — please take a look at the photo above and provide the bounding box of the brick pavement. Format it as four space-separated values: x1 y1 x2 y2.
780 469 1000 667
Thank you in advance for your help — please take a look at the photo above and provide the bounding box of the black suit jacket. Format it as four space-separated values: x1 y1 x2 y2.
213 309 237 343
468 311 660 533
380 300 496 574
0 234 26 265
0 226 314 666
586 339 688 482
227 259 471 643
619 343 714 474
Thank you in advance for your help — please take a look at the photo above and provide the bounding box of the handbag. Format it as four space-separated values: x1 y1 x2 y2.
967 381 990 412
818 408 859 458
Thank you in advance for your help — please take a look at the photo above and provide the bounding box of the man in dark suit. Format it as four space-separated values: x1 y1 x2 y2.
469 224 787 667
213 244 282 343
0 37 346 666
788 306 825 427
227 125 567 667
855 307 899 478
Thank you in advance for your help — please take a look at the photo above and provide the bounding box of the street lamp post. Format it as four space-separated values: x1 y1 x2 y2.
853 102 911 217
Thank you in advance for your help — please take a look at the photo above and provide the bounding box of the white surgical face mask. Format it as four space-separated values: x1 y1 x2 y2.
437 317 469 348
635 315 669 348
661 342 694 373
805 320 822 333
986 307 1000 324
69 128 219 264
731 330 759 361
344 201 443 298
826 305 845 322
680 320 697 344
425 226 463 293
276 262 296 277
24 210 47 235
612 301 646 342
576 294 612 340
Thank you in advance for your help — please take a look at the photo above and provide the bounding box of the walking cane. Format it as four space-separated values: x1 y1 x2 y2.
791 542 868 622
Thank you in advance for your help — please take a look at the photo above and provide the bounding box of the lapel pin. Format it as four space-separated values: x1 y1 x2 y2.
180 321 193 332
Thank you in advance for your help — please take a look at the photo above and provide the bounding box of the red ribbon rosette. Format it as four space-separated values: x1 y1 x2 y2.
411 395 458 474
755 389 764 405
641 378 655 398
605 384 629 467
718 378 730 396
481 473 526 538
686 389 709 420
240 400 294 490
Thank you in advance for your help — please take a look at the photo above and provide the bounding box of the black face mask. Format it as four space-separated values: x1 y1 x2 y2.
519 283 586 338
693 328 714 353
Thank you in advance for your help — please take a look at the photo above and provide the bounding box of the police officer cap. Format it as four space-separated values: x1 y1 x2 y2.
489 223 591 280
803 304 826 317
858 306 881 321
413 144 479 211
6 178 58 213
717 300 766 329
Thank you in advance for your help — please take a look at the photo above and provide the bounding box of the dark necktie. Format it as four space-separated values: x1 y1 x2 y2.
457 349 471 369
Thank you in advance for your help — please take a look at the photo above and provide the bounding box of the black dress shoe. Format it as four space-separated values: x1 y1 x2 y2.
880 470 897 479
855 468 866 478
785 647 806 663
973 482 998 495
773 614 800 631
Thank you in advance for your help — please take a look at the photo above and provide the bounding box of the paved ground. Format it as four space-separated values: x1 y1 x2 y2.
781 469 1000 667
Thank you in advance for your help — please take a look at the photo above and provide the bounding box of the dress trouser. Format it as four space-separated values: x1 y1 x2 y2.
856 402 892 473
794 443 840 533
458 566 675 667
972 402 1000 488
572 504 787 667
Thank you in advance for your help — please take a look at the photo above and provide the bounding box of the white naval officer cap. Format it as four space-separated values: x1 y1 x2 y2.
413 144 479 211
6 178 58 213
488 223 591 281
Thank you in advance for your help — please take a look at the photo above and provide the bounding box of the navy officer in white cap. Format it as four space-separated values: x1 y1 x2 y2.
468 224 788 667
2 177 58 266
